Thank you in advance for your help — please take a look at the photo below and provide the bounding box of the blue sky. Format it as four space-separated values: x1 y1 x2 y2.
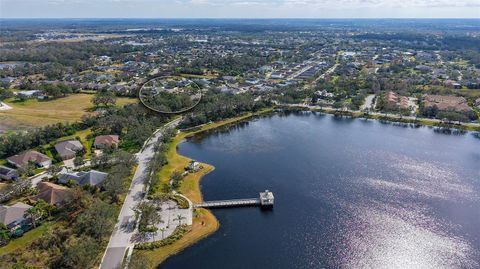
1 0 479 18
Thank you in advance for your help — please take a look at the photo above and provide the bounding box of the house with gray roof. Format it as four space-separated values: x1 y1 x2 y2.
0 202 32 229
58 170 108 186
54 139 84 160
0 166 19 181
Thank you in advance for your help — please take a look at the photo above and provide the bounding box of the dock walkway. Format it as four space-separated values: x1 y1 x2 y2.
194 198 260 208
194 190 274 209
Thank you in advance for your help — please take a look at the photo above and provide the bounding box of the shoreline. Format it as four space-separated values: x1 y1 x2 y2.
137 108 274 268
138 105 477 268
279 105 480 132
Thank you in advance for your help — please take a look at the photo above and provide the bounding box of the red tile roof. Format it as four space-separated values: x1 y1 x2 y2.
94 135 119 147
34 182 71 206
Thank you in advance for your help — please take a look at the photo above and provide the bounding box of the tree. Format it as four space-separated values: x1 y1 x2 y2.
103 171 126 203
35 199 55 218
170 171 184 189
113 150 137 167
74 201 116 239
47 164 62 175
0 88 13 101
24 204 46 228
18 161 36 177
0 223 10 246
174 214 186 225
159 227 167 240
133 201 163 235
92 90 117 107
73 156 84 167
53 236 100 269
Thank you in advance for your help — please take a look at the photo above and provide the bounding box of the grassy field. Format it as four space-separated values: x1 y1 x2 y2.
137 109 273 268
0 94 137 132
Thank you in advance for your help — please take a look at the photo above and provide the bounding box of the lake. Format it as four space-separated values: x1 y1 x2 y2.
161 112 480 269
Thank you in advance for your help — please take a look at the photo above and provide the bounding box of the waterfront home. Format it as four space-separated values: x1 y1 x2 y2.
0 202 32 230
0 166 19 181
34 182 71 206
385 91 409 110
423 94 472 113
93 135 119 149
58 170 108 186
54 139 84 160
7 150 52 168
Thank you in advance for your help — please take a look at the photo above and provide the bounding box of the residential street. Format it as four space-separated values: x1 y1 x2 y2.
100 119 181 269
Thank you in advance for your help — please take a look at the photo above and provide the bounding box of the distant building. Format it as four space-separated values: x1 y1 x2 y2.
245 78 260 85
414 65 432 72
94 135 119 149
423 94 472 113
444 80 461 89
385 91 409 110
0 166 19 181
7 150 52 168
15 90 41 98
58 170 108 186
54 139 84 160
34 182 71 206
270 72 284 79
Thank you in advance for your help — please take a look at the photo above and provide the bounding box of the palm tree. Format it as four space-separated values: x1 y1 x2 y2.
159 227 167 239
173 214 185 225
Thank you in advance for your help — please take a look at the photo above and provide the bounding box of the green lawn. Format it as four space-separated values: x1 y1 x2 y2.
0 94 137 132
0 222 53 254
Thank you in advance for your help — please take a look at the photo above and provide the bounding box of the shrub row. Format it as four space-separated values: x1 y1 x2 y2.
134 225 189 250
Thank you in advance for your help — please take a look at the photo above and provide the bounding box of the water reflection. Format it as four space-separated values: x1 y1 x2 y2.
163 112 480 269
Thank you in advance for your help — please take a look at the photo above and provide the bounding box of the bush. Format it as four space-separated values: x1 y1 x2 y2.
134 225 189 250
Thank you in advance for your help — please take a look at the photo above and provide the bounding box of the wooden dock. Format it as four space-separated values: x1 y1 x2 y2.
194 198 260 208
194 190 274 209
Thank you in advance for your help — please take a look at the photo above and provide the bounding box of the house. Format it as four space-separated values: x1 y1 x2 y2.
270 72 284 79
34 182 71 206
0 202 32 229
475 98 480 109
423 94 472 113
0 166 19 181
444 80 461 89
384 91 410 110
16 90 41 98
414 65 432 72
54 139 84 160
7 150 52 168
93 135 119 149
58 170 108 186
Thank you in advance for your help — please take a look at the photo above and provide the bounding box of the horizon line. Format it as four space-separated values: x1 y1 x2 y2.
2 17 480 20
